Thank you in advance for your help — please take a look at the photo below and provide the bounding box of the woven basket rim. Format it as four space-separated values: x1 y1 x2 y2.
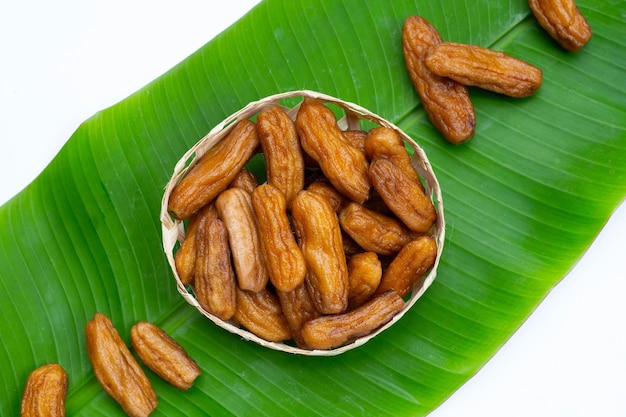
160 89 445 356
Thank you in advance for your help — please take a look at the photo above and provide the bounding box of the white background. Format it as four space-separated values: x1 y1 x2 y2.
1 1 624 416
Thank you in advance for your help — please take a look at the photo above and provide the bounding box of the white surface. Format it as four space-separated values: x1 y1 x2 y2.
1 2 624 416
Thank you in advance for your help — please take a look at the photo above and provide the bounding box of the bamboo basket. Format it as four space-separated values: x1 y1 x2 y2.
160 90 445 356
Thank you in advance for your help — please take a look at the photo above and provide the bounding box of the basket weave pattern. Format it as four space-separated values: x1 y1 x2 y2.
160 90 445 355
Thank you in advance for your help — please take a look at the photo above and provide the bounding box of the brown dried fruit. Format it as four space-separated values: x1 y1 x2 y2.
215 187 269 292
376 236 438 298
528 0 592 52
306 180 350 213
362 189 396 217
364 126 421 186
369 157 436 233
296 98 371 203
168 120 259 219
257 106 305 208
341 231 366 258
251 184 306 292
194 217 237 321
130 321 201 390
402 15 475 144
339 202 417 256
20 363 68 417
301 290 405 350
347 252 383 309
174 235 197 287
277 282 323 349
425 42 543 97
174 204 218 285
161 91 444 354
85 313 157 417
234 288 292 342
341 129 367 152
229 168 259 195
291 190 349 314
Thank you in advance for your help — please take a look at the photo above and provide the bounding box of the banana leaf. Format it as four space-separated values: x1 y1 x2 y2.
1 0 625 415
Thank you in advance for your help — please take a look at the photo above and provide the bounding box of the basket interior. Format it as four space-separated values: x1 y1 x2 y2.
160 90 445 356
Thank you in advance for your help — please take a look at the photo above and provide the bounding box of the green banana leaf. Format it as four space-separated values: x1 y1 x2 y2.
1 0 625 415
